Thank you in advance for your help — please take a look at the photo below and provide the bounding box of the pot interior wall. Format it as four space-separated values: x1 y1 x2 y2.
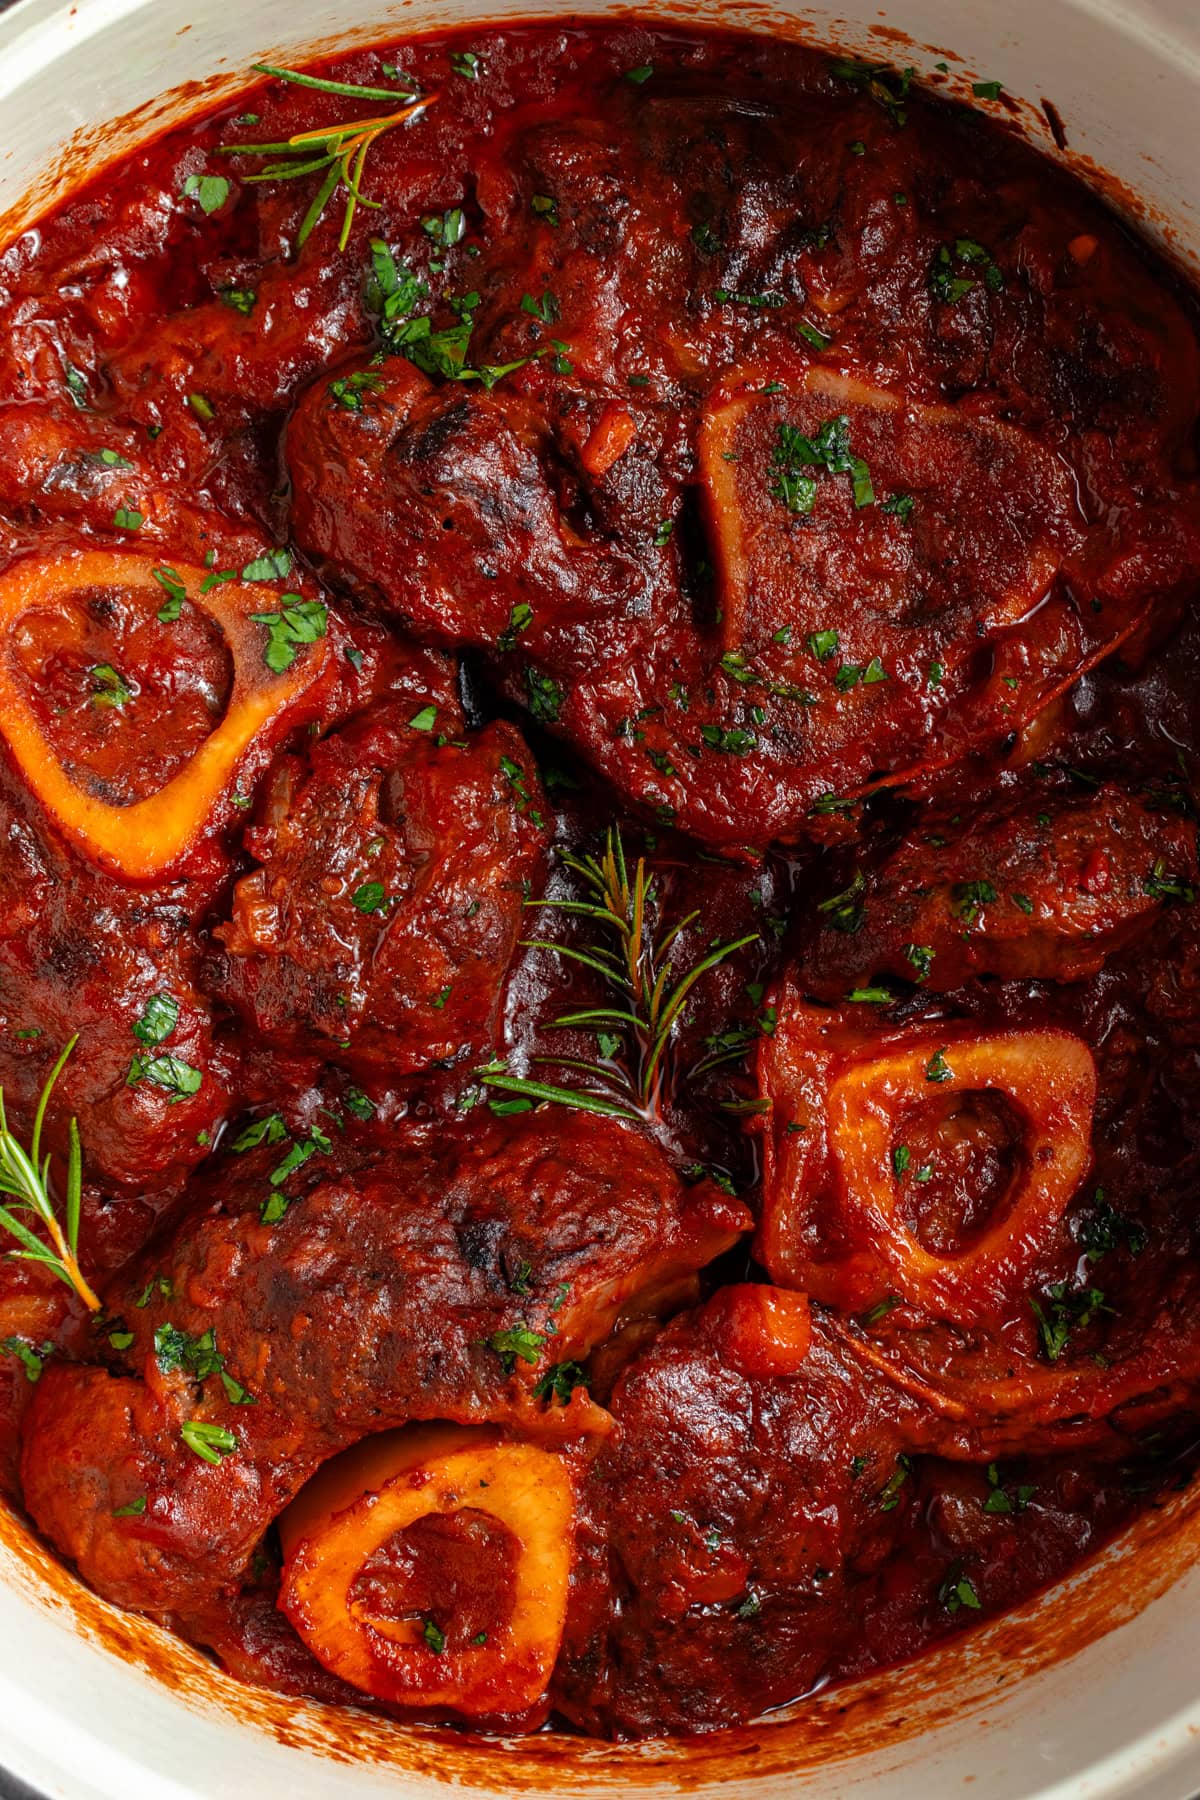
1 2 1200 1797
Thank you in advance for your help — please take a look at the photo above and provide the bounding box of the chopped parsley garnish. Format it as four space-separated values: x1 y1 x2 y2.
422 207 466 246
152 565 187 622
449 49 481 78
830 58 914 125
486 1325 547 1370
796 318 833 350
422 1617 447 1652
219 287 257 315
90 663 132 709
1030 1282 1109 1361
352 882 388 915
112 1496 148 1518
625 63 654 84
132 993 180 1047
241 547 292 584
905 943 934 980
181 172 230 215
180 1420 238 1464
982 1461 1035 1515
929 237 1004 303
951 879 997 927
878 1453 912 1511
818 868 866 935
771 414 874 514
330 369 385 411
0 1337 51 1383
521 289 560 325
700 724 757 755
532 1360 588 1403
925 1047 952 1083
525 666 564 724
972 79 1004 99
498 601 532 651
112 505 143 532
154 1323 225 1383
808 628 839 661
939 1561 982 1614
1079 1189 1146 1261
881 492 915 521
126 1054 203 1100
249 598 328 673
408 704 438 732
1144 858 1196 903
531 193 559 226
230 1113 289 1152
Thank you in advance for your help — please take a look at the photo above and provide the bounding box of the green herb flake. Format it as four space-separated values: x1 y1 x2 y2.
219 287 257 315
1030 1282 1109 1362
796 318 833 350
486 1325 547 1369
878 1453 913 1511
0 1336 50 1383
249 598 328 673
939 1562 982 1614
532 1359 588 1403
180 1419 238 1464
905 943 934 980
230 1112 289 1153
132 992 180 1047
525 666 564 724
181 173 231 215
126 1053 203 1100
90 663 132 709
241 547 292 584
152 565 187 622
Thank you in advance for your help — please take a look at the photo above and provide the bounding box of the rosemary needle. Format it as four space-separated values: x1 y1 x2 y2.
0 1036 100 1312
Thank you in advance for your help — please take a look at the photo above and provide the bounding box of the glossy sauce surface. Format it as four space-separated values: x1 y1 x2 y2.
0 20 1199 1743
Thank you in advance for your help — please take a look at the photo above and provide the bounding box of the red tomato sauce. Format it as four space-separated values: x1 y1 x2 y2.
1 20 1199 1742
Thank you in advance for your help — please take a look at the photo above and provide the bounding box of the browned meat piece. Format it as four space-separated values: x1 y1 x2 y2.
554 1286 936 1737
799 781 1199 993
20 1110 748 1615
0 755 232 1209
216 693 548 1079
286 355 643 657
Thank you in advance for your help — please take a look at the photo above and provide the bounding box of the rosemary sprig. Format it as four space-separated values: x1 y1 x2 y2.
0 1037 100 1312
219 64 436 251
483 829 756 1121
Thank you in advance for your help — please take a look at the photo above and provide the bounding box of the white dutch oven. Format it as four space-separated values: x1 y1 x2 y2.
2 0 1200 1795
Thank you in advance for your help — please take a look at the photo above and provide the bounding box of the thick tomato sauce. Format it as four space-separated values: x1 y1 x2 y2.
0 20 1199 1741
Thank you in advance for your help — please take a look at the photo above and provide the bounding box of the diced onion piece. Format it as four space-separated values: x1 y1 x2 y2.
278 1423 575 1716
0 551 331 879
